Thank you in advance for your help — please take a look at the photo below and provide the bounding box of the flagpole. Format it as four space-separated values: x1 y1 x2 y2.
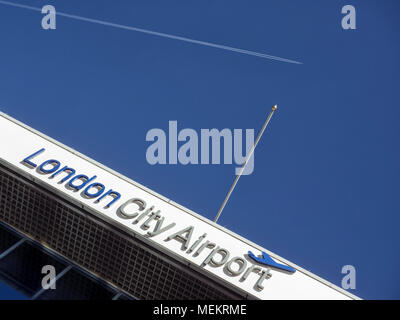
213 105 278 223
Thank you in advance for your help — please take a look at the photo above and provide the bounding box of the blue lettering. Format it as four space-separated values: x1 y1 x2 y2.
96 189 121 208
68 175 96 191
22 148 45 168
38 159 60 174
22 149 120 209
84 183 105 198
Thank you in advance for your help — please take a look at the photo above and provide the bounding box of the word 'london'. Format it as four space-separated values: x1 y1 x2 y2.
22 148 295 292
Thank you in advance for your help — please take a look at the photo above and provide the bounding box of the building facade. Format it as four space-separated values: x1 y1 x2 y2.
0 112 358 300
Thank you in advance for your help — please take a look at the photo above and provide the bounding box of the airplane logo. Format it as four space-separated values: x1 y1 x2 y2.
248 250 296 273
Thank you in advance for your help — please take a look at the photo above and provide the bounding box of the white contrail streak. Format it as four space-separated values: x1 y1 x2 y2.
0 0 302 64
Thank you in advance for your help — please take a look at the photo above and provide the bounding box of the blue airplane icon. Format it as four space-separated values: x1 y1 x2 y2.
248 250 296 273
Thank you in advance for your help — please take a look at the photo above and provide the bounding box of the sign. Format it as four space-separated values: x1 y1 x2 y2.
0 113 357 300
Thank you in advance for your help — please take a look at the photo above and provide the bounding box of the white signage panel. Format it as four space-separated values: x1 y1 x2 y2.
0 114 357 300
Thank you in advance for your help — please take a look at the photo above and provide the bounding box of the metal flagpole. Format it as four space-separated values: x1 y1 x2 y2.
213 105 278 223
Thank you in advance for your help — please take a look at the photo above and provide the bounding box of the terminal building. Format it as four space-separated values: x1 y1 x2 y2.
0 112 358 300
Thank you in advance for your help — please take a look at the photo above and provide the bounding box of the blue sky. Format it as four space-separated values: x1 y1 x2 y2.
0 0 399 299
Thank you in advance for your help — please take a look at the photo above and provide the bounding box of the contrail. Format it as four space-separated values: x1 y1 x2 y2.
0 0 302 64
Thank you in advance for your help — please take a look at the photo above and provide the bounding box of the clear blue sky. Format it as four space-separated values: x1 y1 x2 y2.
0 0 399 300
